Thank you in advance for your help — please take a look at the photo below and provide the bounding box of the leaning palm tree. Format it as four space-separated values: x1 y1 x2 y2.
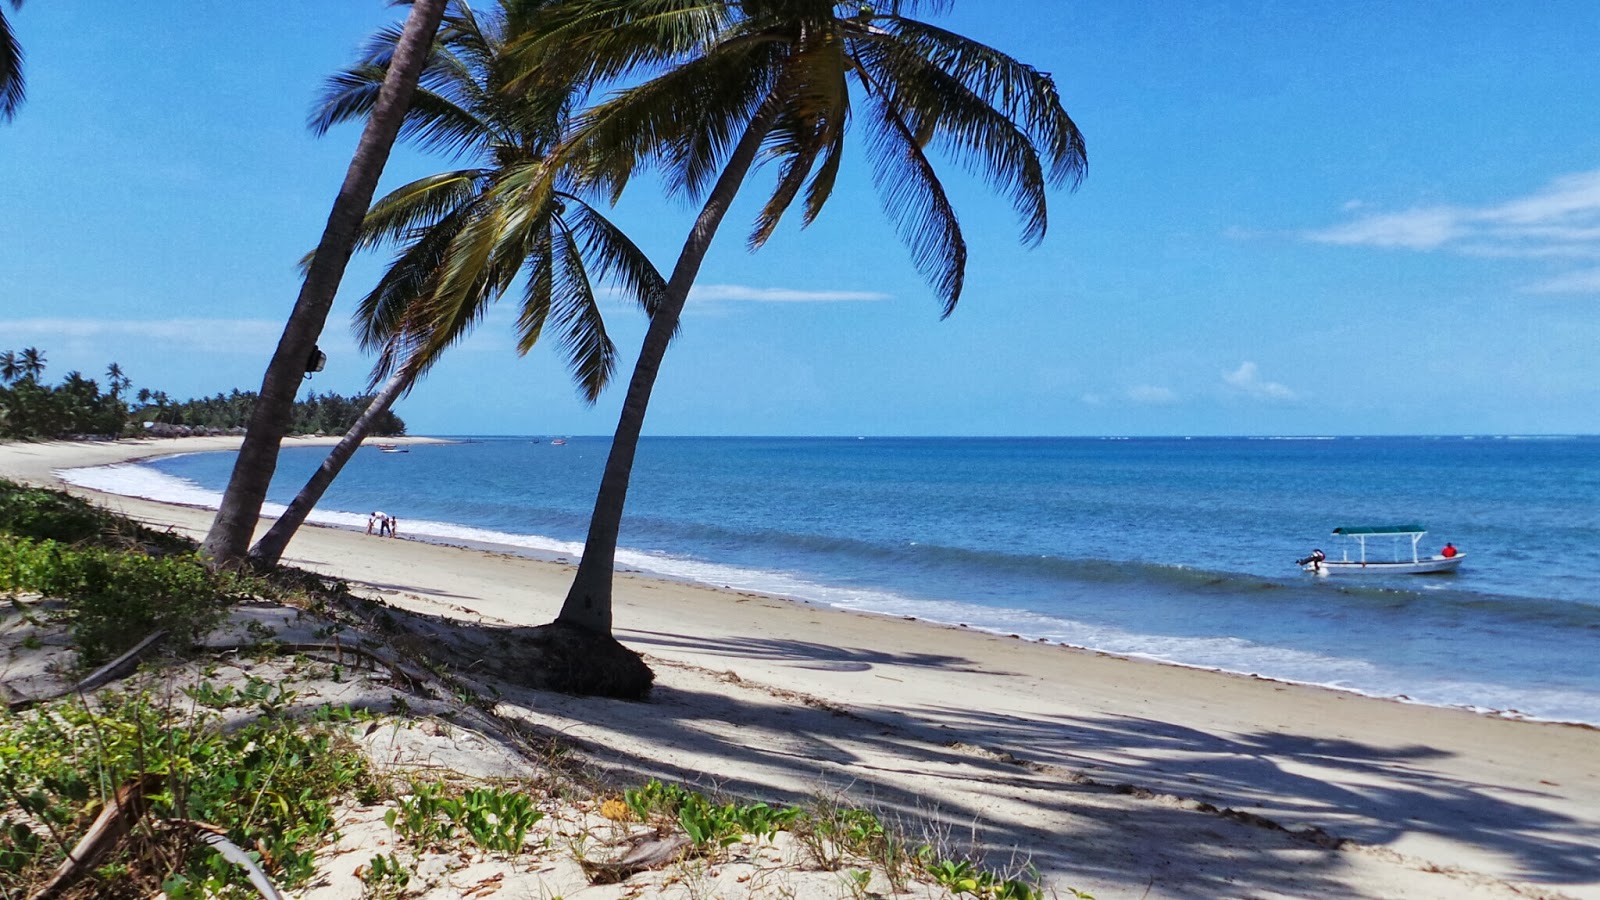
246 0 665 568
1 0 24 121
511 0 1085 636
202 0 449 566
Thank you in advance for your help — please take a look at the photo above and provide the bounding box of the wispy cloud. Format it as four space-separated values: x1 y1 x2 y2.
1222 362 1296 401
1305 169 1600 292
0 318 286 352
1525 267 1600 294
689 284 891 303
1126 384 1179 405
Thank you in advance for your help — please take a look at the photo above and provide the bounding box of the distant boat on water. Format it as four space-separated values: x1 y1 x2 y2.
1298 524 1464 575
550 438 567 445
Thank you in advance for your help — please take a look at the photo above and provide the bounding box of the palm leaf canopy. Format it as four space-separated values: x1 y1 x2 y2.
1 0 25 121
515 0 1085 317
313 0 665 402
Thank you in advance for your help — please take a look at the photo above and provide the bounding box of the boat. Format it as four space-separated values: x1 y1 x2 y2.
550 438 567 445
1297 524 1464 575
376 443 408 454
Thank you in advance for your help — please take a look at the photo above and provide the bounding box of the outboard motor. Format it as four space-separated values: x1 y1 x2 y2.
1295 549 1326 567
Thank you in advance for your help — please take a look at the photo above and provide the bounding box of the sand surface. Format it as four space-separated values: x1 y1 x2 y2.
4 436 1598 899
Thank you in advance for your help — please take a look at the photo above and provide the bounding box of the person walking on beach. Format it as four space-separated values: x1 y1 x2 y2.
387 515 399 539
367 512 380 535
375 511 391 538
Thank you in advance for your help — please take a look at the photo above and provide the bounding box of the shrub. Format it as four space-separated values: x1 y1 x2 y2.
0 690 371 896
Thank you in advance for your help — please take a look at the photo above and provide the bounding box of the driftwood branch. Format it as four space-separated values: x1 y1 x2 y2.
29 773 163 900
6 630 167 712
580 833 693 884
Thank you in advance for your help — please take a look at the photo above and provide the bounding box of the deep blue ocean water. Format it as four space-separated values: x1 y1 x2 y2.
65 435 1600 724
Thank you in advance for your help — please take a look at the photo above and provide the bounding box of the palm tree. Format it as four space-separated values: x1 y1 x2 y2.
17 346 44 381
513 0 1085 635
0 350 18 384
105 362 130 400
202 0 450 566
246 0 665 568
1 0 24 122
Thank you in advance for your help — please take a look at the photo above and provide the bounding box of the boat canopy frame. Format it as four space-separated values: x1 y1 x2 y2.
1330 524 1427 564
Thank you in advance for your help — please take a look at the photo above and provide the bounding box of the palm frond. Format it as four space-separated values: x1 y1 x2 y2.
541 222 617 403
561 196 669 318
566 38 776 203
0 3 23 121
872 16 1085 188
507 0 733 91
748 28 852 246
855 35 1048 244
357 170 488 252
863 88 966 317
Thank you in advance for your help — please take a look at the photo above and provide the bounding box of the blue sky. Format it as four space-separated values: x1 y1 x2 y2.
4 2 1598 437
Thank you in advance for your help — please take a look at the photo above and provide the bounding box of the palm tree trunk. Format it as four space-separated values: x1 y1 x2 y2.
557 102 780 635
247 368 414 567
201 0 448 566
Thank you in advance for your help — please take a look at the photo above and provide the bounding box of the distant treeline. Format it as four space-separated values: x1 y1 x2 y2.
0 347 405 440
141 389 406 438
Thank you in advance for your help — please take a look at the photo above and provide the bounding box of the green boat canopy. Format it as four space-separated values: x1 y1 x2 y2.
1332 524 1427 536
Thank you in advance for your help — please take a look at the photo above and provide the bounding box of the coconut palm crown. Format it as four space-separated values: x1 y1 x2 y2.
508 0 1086 634
312 0 665 398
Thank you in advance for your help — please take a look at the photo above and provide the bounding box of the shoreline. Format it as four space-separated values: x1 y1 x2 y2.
52 438 1598 730
5 436 1599 898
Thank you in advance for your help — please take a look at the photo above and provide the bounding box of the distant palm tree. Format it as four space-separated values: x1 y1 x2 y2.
203 0 449 566
18 346 44 381
105 362 130 399
247 0 665 567
0 350 18 384
516 0 1086 635
1 0 24 121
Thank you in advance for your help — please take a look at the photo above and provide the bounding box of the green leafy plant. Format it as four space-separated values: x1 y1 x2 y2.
360 852 412 898
0 691 371 896
387 781 544 854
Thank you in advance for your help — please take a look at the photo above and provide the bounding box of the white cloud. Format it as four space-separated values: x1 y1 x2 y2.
1125 384 1179 405
1222 362 1296 401
1306 207 1465 250
1305 169 1600 292
0 318 286 352
1525 267 1600 294
689 284 891 303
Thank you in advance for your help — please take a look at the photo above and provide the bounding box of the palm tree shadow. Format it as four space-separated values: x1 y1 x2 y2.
361 602 1600 896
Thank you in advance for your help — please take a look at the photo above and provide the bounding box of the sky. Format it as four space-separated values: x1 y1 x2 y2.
4 2 1599 437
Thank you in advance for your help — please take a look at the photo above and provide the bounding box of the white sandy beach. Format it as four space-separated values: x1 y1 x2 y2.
4 436 1598 900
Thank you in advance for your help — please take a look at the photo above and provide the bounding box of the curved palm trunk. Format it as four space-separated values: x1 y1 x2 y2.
557 104 779 635
247 368 413 567
202 0 447 566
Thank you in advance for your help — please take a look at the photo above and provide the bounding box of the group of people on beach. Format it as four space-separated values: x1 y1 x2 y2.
367 511 399 538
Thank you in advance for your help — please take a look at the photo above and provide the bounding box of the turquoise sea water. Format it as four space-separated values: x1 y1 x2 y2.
65 435 1600 724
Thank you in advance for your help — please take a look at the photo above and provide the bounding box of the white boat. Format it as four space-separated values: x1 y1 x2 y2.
1298 524 1464 575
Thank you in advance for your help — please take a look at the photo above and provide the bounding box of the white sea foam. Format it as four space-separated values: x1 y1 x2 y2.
56 460 1600 726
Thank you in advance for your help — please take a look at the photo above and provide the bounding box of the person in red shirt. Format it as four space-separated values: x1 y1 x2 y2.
1441 542 1458 558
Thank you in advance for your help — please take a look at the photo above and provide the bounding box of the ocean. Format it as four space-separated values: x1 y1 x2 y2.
62 435 1600 725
